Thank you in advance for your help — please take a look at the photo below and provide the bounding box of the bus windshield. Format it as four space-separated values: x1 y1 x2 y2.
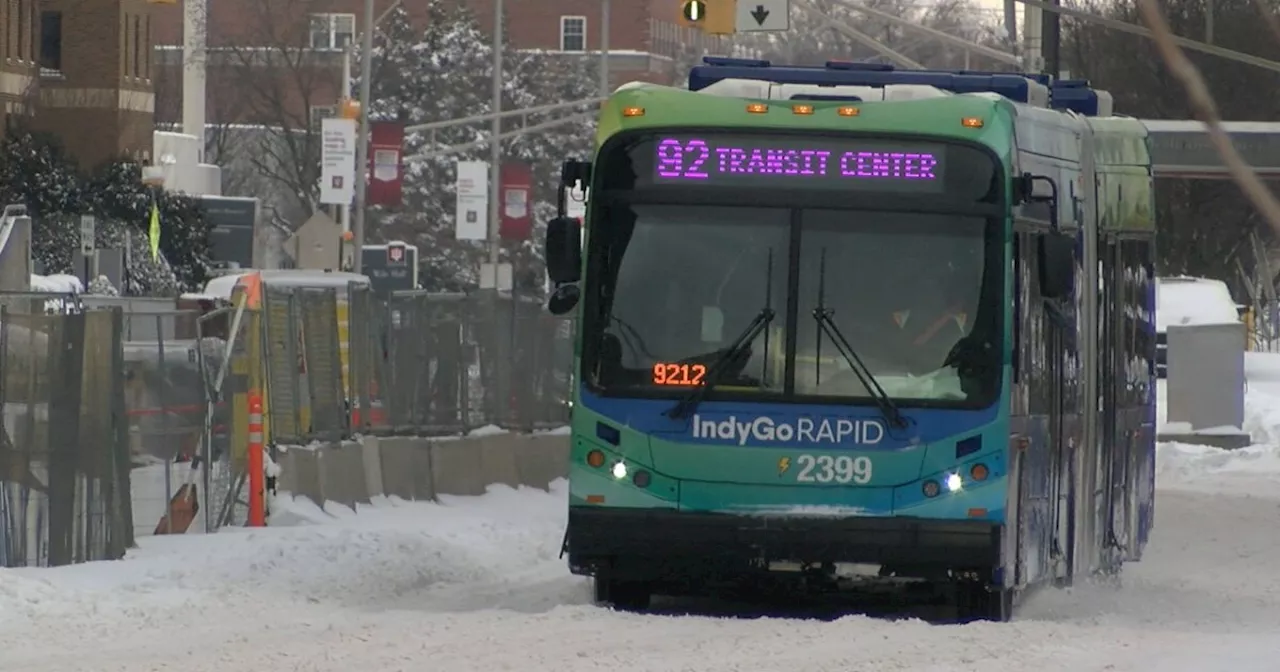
584 204 1001 407
586 204 790 394
581 132 1003 408
794 210 992 403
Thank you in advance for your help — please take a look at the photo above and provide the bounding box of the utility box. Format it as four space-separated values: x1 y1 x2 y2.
1161 321 1251 449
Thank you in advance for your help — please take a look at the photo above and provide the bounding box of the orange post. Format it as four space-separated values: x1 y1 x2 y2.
247 390 266 527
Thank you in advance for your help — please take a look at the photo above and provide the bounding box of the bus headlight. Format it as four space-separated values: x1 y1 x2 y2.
946 473 963 492
612 462 628 479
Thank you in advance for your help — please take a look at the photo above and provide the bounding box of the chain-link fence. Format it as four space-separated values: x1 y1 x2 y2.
0 304 132 567
376 291 572 434
254 287 573 445
173 283 574 531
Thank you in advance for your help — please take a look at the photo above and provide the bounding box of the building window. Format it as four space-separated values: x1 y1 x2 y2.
17 0 27 61
310 104 337 130
560 16 586 52
39 10 61 71
309 13 354 50
133 15 141 77
145 16 151 77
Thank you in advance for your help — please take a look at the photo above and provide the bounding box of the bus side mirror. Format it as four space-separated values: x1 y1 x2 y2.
1039 232 1075 300
1023 172 1074 299
545 216 581 284
547 284 580 316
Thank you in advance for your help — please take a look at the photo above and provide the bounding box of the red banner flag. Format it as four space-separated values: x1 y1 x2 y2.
367 122 404 207
499 161 533 240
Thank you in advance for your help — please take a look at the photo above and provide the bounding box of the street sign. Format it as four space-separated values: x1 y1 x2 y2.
455 160 489 240
79 215 95 255
320 117 356 205
387 242 406 265
735 0 790 32
362 243 418 296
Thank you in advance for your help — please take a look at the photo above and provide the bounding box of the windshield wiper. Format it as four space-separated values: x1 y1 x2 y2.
665 307 775 420
666 251 776 420
812 248 909 430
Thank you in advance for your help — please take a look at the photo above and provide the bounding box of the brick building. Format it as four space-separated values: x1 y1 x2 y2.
1 0 155 168
150 0 723 129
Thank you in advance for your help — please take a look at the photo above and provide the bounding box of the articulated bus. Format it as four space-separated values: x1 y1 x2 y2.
542 58 1157 621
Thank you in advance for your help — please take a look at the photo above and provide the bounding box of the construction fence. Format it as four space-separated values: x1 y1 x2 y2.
0 302 133 568
256 287 573 443
0 284 577 556
118 285 573 536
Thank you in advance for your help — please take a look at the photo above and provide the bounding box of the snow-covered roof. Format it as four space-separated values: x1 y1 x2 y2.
29 274 82 294
1156 276 1241 331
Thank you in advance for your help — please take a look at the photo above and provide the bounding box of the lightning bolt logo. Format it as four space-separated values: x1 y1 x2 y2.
777 457 791 477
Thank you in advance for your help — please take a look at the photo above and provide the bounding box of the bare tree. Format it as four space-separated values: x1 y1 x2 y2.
173 0 349 224
730 0 1012 71
1065 0 1280 289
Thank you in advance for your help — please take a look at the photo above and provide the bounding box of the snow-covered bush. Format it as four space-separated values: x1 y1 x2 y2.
86 275 120 296
0 131 213 296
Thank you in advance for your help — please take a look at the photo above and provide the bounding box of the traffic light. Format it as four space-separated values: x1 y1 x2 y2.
677 0 735 34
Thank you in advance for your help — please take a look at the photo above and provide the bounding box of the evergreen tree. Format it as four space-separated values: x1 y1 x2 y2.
356 1 598 293
0 131 213 295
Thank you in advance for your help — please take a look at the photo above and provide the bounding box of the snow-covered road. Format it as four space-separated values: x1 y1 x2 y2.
7 388 1280 670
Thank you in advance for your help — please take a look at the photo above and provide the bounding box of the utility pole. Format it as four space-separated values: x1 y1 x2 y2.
488 0 503 270
340 46 353 233
600 0 610 97
1042 0 1062 77
352 0 375 274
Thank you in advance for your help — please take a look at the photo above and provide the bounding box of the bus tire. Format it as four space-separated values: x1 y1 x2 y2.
593 575 652 611
954 579 1013 623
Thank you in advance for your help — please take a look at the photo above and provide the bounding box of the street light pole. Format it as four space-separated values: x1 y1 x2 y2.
600 0 610 96
488 0 503 271
351 0 375 274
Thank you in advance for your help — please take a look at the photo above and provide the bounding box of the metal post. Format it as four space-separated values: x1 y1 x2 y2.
489 0 503 269
352 0 375 274
600 0 610 96
1206 0 1214 44
341 46 354 233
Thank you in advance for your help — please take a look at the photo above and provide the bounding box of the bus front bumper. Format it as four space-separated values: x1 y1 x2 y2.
566 506 1000 578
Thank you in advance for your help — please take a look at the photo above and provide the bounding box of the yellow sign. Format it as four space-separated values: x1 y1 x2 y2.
682 0 706 22
677 0 736 33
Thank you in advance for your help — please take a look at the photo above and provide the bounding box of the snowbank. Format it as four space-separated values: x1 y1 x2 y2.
0 479 576 629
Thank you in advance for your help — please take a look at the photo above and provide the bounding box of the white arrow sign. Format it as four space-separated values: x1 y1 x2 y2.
735 0 790 32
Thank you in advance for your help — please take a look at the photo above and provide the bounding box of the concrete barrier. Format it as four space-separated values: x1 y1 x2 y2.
275 430 570 513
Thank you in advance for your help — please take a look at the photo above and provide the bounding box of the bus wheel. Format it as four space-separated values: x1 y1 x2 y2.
593 575 652 611
954 579 1013 623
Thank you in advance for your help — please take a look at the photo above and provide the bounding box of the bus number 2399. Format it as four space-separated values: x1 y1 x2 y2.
795 454 873 484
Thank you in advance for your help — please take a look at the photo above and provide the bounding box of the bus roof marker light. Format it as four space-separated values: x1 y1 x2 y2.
622 106 645 117
792 104 814 115
961 117 984 128
837 106 860 117
746 103 769 114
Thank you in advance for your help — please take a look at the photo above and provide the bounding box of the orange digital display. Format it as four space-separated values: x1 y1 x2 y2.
652 363 707 386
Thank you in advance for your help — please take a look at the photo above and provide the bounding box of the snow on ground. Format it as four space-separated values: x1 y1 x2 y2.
8 360 1280 669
